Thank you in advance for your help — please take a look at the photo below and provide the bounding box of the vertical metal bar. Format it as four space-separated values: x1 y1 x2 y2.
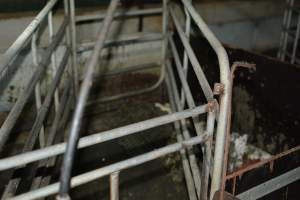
179 2 231 198
58 1 120 198
48 11 60 111
110 172 120 200
180 0 192 106
278 0 291 59
32 32 46 148
168 36 205 141
69 0 79 96
169 8 214 101
201 111 216 200
165 75 198 200
63 0 76 105
162 0 168 65
280 0 295 61
166 61 201 198
291 13 300 63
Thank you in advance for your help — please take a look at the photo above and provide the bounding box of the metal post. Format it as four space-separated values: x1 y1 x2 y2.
110 172 120 200
69 0 79 96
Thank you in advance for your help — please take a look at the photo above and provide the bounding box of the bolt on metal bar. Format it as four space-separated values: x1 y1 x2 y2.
11 135 208 200
58 1 120 196
179 0 231 198
0 104 208 172
32 31 46 148
165 75 198 200
169 7 214 101
76 8 163 23
0 18 69 152
0 0 60 78
110 172 120 200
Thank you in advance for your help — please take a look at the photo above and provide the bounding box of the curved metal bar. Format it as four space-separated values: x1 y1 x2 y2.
58 0 120 198
86 63 165 104
180 1 231 198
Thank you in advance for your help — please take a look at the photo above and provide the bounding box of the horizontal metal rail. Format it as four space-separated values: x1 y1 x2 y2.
0 105 208 171
0 0 60 77
11 134 208 200
77 33 163 53
237 166 300 200
76 8 162 23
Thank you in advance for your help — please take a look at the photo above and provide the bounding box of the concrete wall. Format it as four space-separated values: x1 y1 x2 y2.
0 0 285 52
0 0 285 110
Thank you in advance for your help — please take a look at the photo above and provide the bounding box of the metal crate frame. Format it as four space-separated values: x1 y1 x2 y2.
0 0 231 200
